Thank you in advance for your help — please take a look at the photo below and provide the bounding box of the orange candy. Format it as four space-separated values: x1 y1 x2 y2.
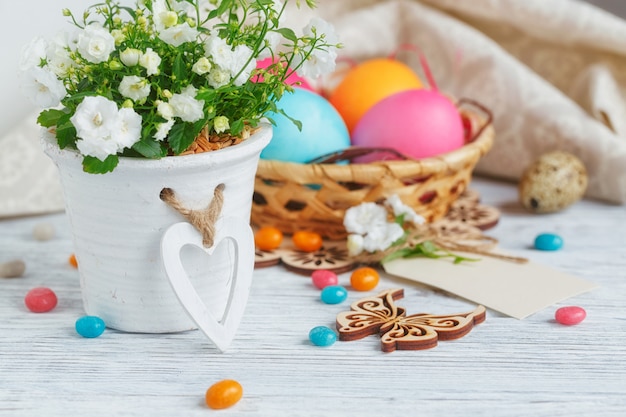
292 231 323 252
254 226 284 251
350 267 380 291
68 253 78 269
205 379 243 410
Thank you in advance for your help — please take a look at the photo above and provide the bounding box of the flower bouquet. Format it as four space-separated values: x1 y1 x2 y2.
17 0 340 347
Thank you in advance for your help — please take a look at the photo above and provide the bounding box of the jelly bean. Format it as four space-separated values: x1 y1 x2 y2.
205 379 243 409
555 306 586 325
292 231 323 252
68 254 78 268
534 233 563 251
33 223 55 241
75 316 106 338
320 285 348 304
254 226 283 251
309 326 337 347
24 287 57 313
0 259 26 278
311 269 338 290
350 267 380 291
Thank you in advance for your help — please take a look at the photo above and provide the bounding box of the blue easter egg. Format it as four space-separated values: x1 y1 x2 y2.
75 315 106 338
261 88 350 163
320 285 348 305
534 233 564 251
309 326 337 347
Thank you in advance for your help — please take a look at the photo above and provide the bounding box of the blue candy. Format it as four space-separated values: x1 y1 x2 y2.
75 315 106 338
309 326 337 347
534 233 564 251
320 285 348 304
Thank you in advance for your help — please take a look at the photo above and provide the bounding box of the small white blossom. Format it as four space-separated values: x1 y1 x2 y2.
362 223 404 253
159 22 198 47
213 116 229 133
347 234 365 257
154 119 175 141
46 35 74 77
385 194 425 226
160 10 179 28
204 33 233 70
293 17 339 79
257 31 282 60
192 57 212 75
230 44 255 86
170 85 204 122
71 96 119 142
343 202 388 235
77 23 116 64
114 108 142 149
20 67 67 108
151 0 169 31
207 67 230 88
119 76 151 101
139 47 162 76
120 48 142 66
157 101 175 119
19 37 47 71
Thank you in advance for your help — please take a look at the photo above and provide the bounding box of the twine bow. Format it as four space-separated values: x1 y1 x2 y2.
160 184 225 248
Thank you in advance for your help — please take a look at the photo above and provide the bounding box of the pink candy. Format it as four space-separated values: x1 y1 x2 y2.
311 270 338 290
555 306 586 325
25 287 58 313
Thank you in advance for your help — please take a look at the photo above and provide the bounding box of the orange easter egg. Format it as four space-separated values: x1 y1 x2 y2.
329 58 423 133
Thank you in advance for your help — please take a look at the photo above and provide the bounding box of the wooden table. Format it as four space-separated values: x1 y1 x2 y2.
1 177 625 416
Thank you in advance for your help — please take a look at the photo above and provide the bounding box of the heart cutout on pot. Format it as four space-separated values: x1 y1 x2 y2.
160 219 254 352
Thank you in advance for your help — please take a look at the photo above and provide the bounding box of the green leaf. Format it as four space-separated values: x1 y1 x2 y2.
55 118 77 149
278 108 302 131
82 155 119 174
275 28 297 42
230 119 244 136
381 240 480 265
173 53 188 81
168 122 197 154
132 137 165 158
37 109 66 128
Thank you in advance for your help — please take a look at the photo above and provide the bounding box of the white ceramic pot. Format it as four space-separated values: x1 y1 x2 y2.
43 125 272 335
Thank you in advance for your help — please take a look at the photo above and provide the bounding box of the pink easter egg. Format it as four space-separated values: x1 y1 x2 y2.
351 89 465 159
255 58 314 91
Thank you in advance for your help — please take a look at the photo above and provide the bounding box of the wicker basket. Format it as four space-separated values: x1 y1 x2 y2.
251 99 494 240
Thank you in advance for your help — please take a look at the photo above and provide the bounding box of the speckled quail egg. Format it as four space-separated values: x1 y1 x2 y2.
518 151 588 213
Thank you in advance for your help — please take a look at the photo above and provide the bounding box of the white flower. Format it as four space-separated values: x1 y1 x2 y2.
213 116 229 133
362 223 404 253
385 195 425 225
204 33 233 70
111 29 126 45
347 234 365 257
257 31 282 60
46 35 74 78
154 119 175 141
119 76 151 101
19 37 47 71
159 22 198 47
343 202 388 235
113 108 142 149
293 47 337 79
304 17 339 45
160 10 179 28
139 47 162 76
71 97 141 160
293 17 339 79
151 0 170 31
230 44 255 86
192 57 212 75
120 48 142 66
208 67 230 88
157 101 175 120
170 85 204 122
77 23 116 64
70 96 119 143
20 67 67 108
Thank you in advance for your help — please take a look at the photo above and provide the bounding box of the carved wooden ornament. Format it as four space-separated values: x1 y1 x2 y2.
336 289 486 352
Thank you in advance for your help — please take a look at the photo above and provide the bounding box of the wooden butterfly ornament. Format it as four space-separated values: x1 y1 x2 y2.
336 289 486 352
